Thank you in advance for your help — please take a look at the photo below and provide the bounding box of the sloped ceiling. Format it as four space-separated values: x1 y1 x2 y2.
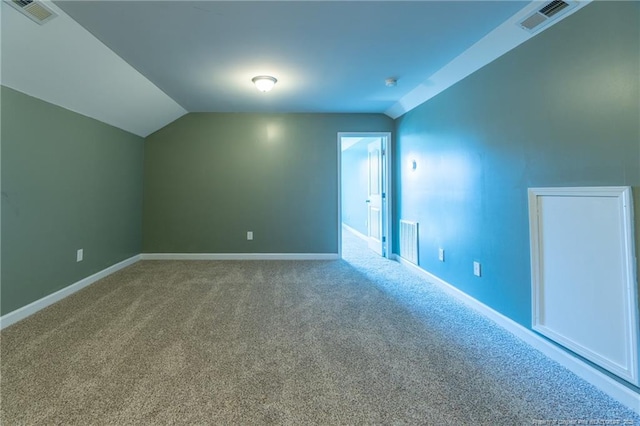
1 0 187 137
1 1 591 137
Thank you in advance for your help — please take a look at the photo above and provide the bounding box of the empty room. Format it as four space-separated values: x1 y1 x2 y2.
1 0 639 424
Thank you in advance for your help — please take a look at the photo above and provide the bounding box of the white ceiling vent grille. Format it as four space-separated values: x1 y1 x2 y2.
519 0 577 33
6 0 57 25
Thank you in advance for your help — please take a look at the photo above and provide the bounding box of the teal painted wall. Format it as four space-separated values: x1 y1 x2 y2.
395 0 639 329
341 141 369 236
1 86 144 315
143 113 393 253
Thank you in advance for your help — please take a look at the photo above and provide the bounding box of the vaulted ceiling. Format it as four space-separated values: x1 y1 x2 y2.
1 1 591 137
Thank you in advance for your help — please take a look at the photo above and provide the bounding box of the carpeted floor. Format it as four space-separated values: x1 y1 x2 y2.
1 230 638 425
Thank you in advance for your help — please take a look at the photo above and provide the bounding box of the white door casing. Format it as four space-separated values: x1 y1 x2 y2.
338 132 391 258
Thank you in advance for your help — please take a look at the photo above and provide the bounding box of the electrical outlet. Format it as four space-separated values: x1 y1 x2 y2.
247 231 253 241
77 249 83 262
473 261 481 277
438 248 445 262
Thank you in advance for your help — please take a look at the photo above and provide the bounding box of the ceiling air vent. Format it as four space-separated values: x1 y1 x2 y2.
6 0 57 25
519 0 576 33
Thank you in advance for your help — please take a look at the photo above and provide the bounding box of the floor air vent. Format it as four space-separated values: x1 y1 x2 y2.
399 220 419 265
519 0 576 33
7 0 57 25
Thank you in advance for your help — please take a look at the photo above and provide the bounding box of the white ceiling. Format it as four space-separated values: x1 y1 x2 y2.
1 1 591 137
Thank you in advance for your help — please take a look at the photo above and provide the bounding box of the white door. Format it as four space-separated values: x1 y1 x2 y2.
367 139 383 255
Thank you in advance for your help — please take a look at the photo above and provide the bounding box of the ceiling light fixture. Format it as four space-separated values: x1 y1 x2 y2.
252 75 277 92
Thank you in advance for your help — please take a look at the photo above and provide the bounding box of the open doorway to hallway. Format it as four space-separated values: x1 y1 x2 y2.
338 132 392 259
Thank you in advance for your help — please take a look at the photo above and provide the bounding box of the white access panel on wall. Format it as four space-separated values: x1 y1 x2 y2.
528 186 638 385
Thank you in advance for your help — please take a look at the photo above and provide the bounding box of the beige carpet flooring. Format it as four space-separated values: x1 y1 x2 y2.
1 233 639 424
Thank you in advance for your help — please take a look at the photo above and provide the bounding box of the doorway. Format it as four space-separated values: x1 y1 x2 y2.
338 132 392 259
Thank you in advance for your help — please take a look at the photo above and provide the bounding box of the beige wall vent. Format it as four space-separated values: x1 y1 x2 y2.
7 0 57 25
519 0 577 33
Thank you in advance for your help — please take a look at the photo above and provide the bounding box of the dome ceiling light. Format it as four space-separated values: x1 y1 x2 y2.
252 75 277 92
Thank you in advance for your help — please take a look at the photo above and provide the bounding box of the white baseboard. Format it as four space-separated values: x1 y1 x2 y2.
140 253 339 261
342 223 369 242
395 256 640 415
0 255 140 330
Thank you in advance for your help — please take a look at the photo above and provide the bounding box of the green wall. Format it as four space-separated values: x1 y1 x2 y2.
143 113 393 253
395 2 639 331
1 86 144 315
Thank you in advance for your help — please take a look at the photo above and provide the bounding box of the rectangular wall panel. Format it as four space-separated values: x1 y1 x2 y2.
528 186 638 385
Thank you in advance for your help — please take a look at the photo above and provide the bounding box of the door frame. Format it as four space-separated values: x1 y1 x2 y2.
337 132 392 259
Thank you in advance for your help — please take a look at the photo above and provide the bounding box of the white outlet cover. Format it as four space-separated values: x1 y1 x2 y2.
247 231 253 240
438 248 445 262
77 249 83 262
473 261 481 277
